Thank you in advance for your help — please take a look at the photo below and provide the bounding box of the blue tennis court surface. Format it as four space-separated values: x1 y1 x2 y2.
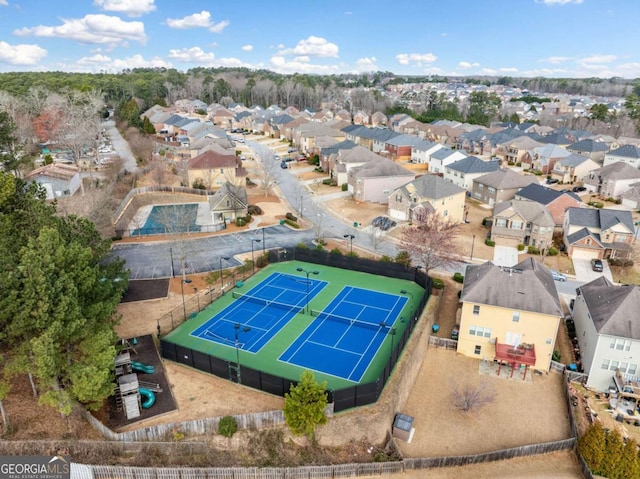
279 286 407 382
191 272 327 353
133 204 201 236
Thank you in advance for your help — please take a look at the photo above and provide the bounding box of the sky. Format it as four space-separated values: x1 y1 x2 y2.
0 0 639 79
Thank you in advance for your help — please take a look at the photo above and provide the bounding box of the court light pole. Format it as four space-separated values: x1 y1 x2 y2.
219 256 230 293
470 234 476 262
343 234 355 254
169 247 175 278
181 278 192 321
193 287 200 311
251 239 261 275
297 267 319 315
234 323 251 384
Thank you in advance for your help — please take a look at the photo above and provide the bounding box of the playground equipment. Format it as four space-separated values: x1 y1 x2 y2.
113 342 162 419
131 361 155 374
139 388 156 408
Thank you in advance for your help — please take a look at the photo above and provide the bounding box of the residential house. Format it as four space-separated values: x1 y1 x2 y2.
455 128 493 156
207 182 248 226
319 139 357 173
562 207 634 260
548 153 599 185
471 168 539 206
529 144 572 175
444 157 500 191
348 158 414 203
332 146 385 185
25 163 81 200
620 183 640 210
353 111 370 125
490 199 554 249
571 277 640 392
427 146 467 174
603 145 640 169
457 258 563 372
583 162 640 199
371 111 388 128
293 123 345 154
387 174 466 223
383 134 422 161
186 150 246 189
567 139 609 164
515 183 582 227
208 106 235 129
410 139 444 164
495 136 544 164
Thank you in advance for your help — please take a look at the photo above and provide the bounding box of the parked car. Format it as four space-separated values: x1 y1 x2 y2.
572 186 587 192
274 155 280 161
591 258 604 272
287 147 297 153
546 178 559 184
451 325 459 340
280 161 288 169
549 269 567 282
371 216 396 231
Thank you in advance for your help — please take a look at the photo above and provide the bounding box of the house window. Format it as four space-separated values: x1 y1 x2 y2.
476 326 484 336
396 195 402 202
610 360 619 371
226 200 230 207
629 364 638 376
512 312 520 322
512 221 523 230
601 359 610 370
610 338 616 349
496 218 506 228
474 345 481 355
478 184 484 190
625 340 631 351
616 340 624 351
620 362 629 373
488 187 496 194
473 305 480 315
483 328 491 338
469 325 476 336
383 189 390 195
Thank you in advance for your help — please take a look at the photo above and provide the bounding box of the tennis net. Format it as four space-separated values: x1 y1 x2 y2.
232 291 303 314
310 309 389 332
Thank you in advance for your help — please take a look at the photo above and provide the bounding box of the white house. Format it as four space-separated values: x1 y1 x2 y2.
572 277 640 392
444 156 501 191
603 144 640 169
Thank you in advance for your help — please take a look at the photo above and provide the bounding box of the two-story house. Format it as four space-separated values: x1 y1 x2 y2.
515 183 582 227
471 168 539 207
495 136 545 165
567 139 609 165
562 207 634 261
427 146 467 175
571 277 640 392
348 158 415 204
602 144 640 169
490 199 555 249
186 150 246 189
583 162 640 199
548 153 599 184
387 173 466 224
457 258 563 372
444 157 500 191
410 139 444 165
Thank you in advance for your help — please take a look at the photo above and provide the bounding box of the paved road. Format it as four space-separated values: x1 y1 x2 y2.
103 119 137 173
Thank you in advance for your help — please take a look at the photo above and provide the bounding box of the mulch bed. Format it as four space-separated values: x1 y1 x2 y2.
121 279 170 303
104 334 177 431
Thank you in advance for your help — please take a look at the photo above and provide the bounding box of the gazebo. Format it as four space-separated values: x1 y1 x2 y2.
494 339 536 380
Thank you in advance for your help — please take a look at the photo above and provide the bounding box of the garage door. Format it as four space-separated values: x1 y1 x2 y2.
571 248 600 260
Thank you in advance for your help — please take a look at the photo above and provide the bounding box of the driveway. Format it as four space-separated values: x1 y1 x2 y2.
492 245 519 267
572 257 613 283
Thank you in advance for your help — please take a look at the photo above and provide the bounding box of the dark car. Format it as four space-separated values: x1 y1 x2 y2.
280 161 288 169
591 258 604 272
572 186 587 192
546 178 559 184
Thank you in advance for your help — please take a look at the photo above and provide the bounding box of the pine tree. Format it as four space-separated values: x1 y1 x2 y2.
577 422 606 474
620 437 640 479
283 370 328 440
601 429 624 478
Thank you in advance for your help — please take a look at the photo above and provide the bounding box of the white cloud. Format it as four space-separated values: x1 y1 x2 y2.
14 14 146 46
93 0 156 17
166 10 229 33
355 57 378 72
294 56 310 63
111 54 171 70
168 47 216 63
77 53 112 65
541 56 572 64
396 53 437 65
75 53 170 72
0 0 8 6
499 67 519 73
241 45 253 52
270 55 340 74
167 46 254 68
535 0 583 5
0 41 47 65
581 54 617 64
277 36 339 58
458 61 480 69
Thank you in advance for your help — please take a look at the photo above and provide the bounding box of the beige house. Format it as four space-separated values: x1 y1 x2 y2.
388 174 466 224
490 199 554 249
457 258 563 372
186 150 246 189
471 168 539 206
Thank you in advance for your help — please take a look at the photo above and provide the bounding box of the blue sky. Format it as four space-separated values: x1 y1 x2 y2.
0 0 639 78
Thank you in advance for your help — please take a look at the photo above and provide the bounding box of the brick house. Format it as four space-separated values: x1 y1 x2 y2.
515 183 582 227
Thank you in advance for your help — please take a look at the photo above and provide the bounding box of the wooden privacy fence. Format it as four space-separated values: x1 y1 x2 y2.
68 438 576 479
428 335 458 350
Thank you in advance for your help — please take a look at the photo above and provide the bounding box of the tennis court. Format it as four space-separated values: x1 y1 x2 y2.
191 272 327 353
279 287 407 382
163 261 423 391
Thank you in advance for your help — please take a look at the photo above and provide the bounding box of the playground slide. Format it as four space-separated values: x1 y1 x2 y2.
131 361 155 374
139 388 156 409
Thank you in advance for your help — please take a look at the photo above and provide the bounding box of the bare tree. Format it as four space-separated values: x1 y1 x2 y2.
451 381 496 413
149 160 168 186
398 210 463 274
369 225 383 251
253 157 278 197
126 128 155 166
